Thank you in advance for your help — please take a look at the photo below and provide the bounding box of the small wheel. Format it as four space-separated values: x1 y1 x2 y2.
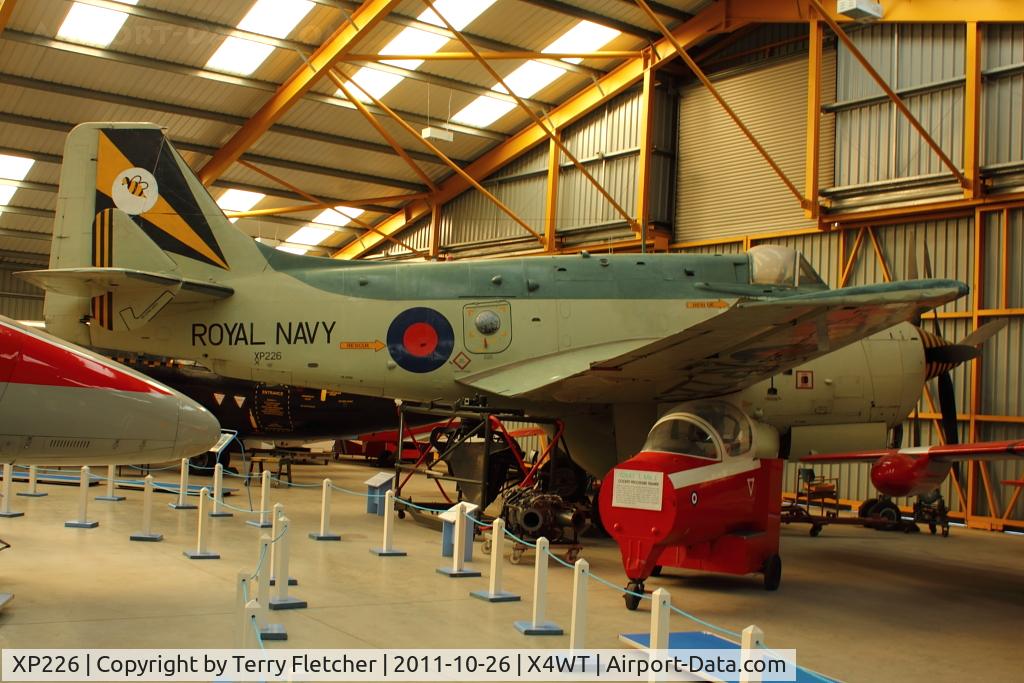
650 565 663 577
565 547 580 563
942 526 950 538
868 500 901 529
624 581 644 611
762 554 782 591
928 522 937 535
509 546 524 564
809 524 822 537
397 509 406 520
858 498 878 519
481 538 492 555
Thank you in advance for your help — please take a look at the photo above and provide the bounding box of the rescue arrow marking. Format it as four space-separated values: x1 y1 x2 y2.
339 340 386 352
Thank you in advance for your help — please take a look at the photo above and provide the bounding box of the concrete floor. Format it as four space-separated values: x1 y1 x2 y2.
0 459 1020 682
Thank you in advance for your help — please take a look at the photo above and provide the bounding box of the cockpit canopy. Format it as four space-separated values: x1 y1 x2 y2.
642 400 753 460
749 244 825 289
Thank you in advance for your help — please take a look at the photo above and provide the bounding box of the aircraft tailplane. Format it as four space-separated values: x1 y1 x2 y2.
37 123 267 343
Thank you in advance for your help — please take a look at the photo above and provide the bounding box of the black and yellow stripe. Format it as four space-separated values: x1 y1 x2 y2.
920 328 957 380
91 208 114 331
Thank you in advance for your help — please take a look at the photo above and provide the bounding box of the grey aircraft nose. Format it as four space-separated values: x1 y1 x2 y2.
174 399 221 459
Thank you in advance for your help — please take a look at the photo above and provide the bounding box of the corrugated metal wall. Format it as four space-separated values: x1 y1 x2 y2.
0 266 43 320
400 84 677 256
832 24 966 187
983 24 1024 167
675 50 836 242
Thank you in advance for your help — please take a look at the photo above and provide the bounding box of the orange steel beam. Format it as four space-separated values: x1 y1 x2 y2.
238 159 427 257
866 226 892 282
808 0 967 190
334 1 734 258
725 0 1023 23
544 135 560 253
634 0 806 207
0 0 16 35
343 51 642 61
636 55 657 249
338 67 545 246
226 194 425 219
330 74 438 192
839 226 866 287
422 0 638 232
429 201 441 258
197 0 400 185
804 16 822 219
964 22 983 199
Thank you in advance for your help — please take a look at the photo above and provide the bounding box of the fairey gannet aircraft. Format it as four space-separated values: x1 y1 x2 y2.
21 123 971 482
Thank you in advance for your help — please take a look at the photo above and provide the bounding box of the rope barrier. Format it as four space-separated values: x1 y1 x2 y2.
249 614 265 650
48 458 760 653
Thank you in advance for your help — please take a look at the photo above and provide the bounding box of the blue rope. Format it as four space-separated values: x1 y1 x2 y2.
250 615 265 650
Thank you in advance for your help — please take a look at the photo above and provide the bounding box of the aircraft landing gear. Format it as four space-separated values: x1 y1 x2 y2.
762 554 782 591
624 580 645 611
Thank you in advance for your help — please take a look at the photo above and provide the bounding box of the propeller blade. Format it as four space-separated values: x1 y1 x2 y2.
937 372 959 446
936 371 961 483
925 344 981 365
958 319 1009 349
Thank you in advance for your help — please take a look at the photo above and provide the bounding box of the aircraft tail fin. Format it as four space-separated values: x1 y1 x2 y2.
37 123 266 342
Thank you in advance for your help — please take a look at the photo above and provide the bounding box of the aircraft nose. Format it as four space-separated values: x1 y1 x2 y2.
173 399 221 459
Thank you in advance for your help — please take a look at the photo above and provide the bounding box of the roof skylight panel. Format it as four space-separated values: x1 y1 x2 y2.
0 154 35 212
452 20 621 128
341 0 496 102
206 0 314 76
56 0 140 48
280 207 366 252
216 189 266 223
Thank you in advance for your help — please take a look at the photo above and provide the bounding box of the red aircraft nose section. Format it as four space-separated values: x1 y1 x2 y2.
870 454 918 497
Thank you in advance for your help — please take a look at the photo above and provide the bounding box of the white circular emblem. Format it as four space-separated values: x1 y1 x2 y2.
691 491 698 506
111 167 158 215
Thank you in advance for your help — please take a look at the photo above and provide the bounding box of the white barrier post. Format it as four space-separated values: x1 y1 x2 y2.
369 490 406 556
64 466 98 528
569 558 589 649
269 503 296 586
169 458 196 509
309 478 340 541
255 534 286 640
646 587 671 683
95 464 125 502
17 465 46 498
210 464 232 517
739 625 765 683
269 515 306 610
130 475 163 542
246 470 272 528
235 571 251 648
471 518 520 602
513 537 562 635
242 600 262 648
184 488 220 559
437 502 480 578
0 463 24 517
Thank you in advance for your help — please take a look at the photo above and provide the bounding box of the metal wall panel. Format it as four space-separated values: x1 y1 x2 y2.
983 25 1024 167
436 86 677 248
0 266 43 320
833 24 967 188
675 51 836 242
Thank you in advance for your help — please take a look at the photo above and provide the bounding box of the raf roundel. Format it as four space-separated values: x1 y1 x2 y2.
386 307 455 373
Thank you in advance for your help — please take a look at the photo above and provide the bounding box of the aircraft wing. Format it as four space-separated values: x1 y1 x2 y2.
799 440 1024 464
459 279 966 403
19 267 234 302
